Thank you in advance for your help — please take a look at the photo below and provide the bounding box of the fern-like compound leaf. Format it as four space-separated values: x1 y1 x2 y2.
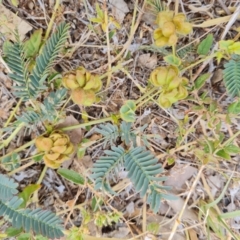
124 147 164 198
3 40 29 99
120 121 133 146
29 22 70 99
223 55 240 97
95 123 119 148
0 197 64 239
0 174 18 201
91 146 125 194
17 88 67 125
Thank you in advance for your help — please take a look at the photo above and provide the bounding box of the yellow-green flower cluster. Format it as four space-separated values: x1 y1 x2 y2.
63 66 102 106
154 11 192 47
35 131 74 169
149 66 188 108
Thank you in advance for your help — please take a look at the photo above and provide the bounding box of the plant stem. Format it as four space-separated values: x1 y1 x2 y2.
43 0 60 42
0 139 35 161
222 130 240 147
181 53 217 73
4 98 23 128
0 122 25 150
8 160 35 176
59 116 113 131
32 165 48 204
104 0 112 89
168 164 205 240
135 87 159 105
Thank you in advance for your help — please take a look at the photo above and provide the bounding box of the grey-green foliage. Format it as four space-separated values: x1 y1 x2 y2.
223 55 240 97
95 121 149 147
3 22 69 100
0 174 64 239
147 0 165 13
1 152 20 171
17 88 67 125
95 123 119 148
177 44 196 59
91 146 170 213
0 174 18 201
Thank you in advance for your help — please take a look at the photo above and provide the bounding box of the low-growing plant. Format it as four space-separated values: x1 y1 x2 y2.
1 1 240 239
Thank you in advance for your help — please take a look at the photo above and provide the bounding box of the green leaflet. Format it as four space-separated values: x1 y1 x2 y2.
120 100 136 122
24 29 43 58
3 22 69 100
194 73 210 90
0 174 64 239
197 34 213 55
57 168 85 185
91 146 169 213
164 54 181 66
223 55 240 97
227 100 240 114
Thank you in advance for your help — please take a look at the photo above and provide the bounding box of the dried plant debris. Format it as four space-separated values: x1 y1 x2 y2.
0 0 240 239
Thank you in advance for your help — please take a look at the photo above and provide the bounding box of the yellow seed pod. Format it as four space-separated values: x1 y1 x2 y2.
71 88 96 106
43 156 60 169
177 22 192 35
92 75 102 92
35 137 53 152
153 28 163 40
36 131 74 169
165 66 179 84
54 137 69 146
173 13 192 35
166 76 181 91
155 36 169 47
84 75 98 90
153 28 170 47
51 145 67 154
176 85 188 100
62 74 79 90
158 93 172 108
49 133 62 141
168 34 178 46
164 89 179 103
64 143 74 155
162 21 175 37
173 13 186 24
76 71 86 87
156 11 174 28
45 152 60 161
149 67 167 86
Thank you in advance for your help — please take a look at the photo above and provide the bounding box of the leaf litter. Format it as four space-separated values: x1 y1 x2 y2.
0 0 240 239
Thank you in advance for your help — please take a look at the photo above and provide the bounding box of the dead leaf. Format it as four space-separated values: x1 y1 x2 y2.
206 175 222 198
167 197 198 221
145 215 185 240
109 0 129 24
138 54 157 69
81 155 93 168
211 69 223 84
0 4 32 40
0 108 8 119
164 164 197 191
56 115 83 145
